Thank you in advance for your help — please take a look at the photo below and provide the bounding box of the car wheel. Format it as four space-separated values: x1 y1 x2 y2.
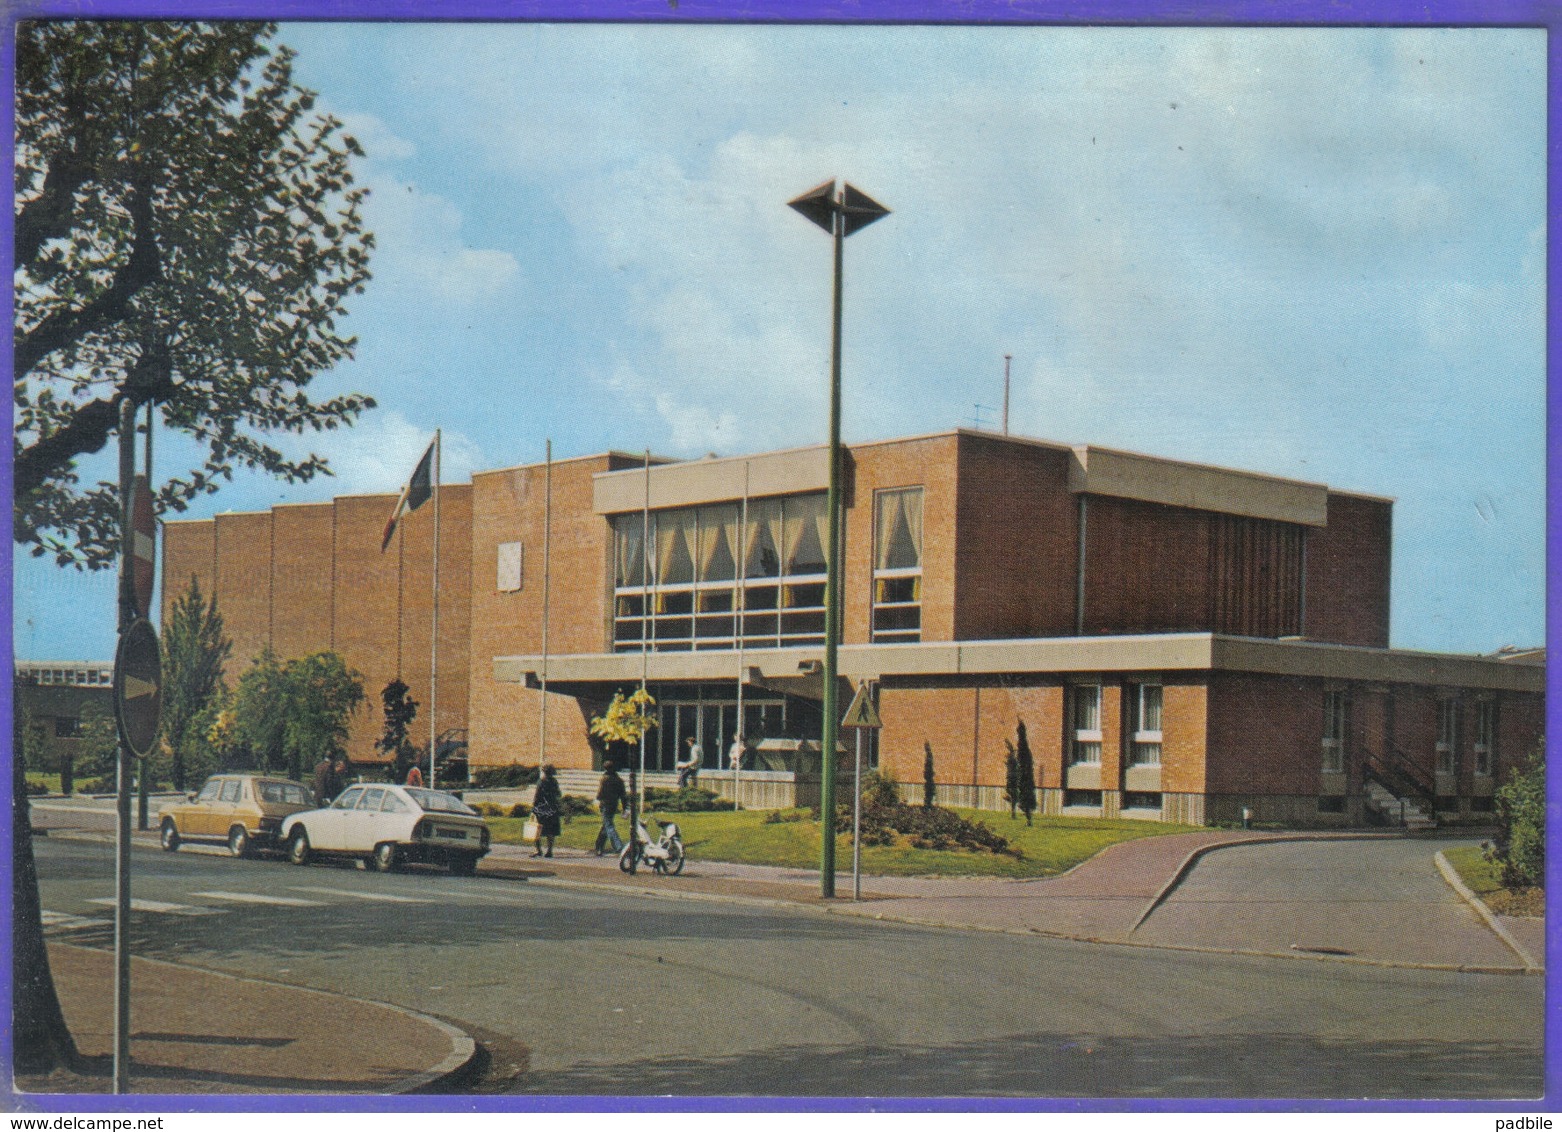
448 853 478 877
372 842 400 873
667 838 685 876
160 820 180 852
288 828 312 866
227 825 250 859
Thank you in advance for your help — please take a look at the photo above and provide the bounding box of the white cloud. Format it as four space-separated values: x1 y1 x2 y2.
337 111 416 162
276 409 485 498
363 180 522 308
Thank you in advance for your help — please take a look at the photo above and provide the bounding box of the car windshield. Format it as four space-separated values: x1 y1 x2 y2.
403 788 477 816
259 781 310 805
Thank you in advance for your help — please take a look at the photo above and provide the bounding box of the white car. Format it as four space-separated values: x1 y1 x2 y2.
279 783 491 875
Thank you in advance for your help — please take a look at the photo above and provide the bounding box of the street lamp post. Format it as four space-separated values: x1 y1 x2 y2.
787 179 890 899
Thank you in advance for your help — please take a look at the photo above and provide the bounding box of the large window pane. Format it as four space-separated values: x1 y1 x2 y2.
874 487 924 571
784 495 827 576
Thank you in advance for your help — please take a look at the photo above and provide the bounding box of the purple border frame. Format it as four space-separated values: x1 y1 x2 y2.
2 0 1555 1115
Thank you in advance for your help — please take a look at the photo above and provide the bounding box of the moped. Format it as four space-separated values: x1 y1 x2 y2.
619 815 685 875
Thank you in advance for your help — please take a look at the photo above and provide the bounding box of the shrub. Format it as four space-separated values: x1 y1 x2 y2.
559 794 595 820
763 808 812 824
1485 745 1545 890
469 801 509 817
508 802 531 819
645 785 726 812
471 763 539 789
822 775 1016 856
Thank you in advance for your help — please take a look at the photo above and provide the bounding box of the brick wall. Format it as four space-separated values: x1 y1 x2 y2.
876 678 1064 794
953 435 1078 640
1305 493 1392 647
843 435 959 644
1205 672 1328 796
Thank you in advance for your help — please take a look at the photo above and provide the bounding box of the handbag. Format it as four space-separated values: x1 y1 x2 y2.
522 818 540 841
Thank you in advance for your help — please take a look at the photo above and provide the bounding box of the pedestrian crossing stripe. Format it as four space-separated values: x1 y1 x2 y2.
288 886 433 904
40 911 110 932
191 890 326 907
84 897 221 915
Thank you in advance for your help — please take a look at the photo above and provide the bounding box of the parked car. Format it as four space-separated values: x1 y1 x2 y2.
279 783 491 875
159 774 316 858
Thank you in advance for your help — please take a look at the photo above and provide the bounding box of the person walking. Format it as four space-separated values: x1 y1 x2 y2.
594 760 627 855
405 762 424 788
531 763 562 858
676 736 703 788
312 756 340 807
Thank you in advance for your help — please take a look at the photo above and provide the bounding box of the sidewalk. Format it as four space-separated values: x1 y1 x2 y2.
478 828 1542 972
13 943 475 1096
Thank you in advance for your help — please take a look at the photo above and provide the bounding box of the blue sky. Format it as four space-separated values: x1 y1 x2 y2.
13 24 1546 660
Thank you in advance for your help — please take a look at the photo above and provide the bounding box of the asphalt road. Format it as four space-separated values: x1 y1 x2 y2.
31 831 1542 1099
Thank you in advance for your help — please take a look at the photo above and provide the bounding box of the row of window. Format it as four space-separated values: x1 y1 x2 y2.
1321 690 1498 776
16 664 113 686
1067 682 1163 767
608 487 925 652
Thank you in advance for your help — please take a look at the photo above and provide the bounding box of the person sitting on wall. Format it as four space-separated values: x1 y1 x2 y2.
676 736 703 789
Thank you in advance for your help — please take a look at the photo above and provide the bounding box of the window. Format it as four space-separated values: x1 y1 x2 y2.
196 780 221 803
1317 795 1346 814
1123 791 1162 810
381 792 410 813
219 780 242 803
54 716 82 739
612 494 829 652
259 781 310 806
1064 789 1102 808
872 487 924 642
1321 690 1347 773
1070 684 1102 764
1473 700 1496 777
357 787 386 810
1436 699 1460 775
1127 682 1162 766
333 786 365 810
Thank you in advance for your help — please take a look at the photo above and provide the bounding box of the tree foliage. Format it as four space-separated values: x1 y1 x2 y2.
922 741 936 809
589 689 658 749
14 21 375 567
230 650 363 780
158 575 231 789
1003 738 1020 819
376 677 420 779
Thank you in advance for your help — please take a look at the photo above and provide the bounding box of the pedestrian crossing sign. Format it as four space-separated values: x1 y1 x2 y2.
840 682 882 729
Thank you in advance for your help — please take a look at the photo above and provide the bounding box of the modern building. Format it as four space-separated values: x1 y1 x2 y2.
14 660 115 785
161 430 1544 827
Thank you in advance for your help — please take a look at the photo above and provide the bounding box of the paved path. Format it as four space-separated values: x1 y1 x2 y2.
1130 837 1522 969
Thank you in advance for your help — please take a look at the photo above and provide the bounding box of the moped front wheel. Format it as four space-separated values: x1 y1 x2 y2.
618 842 639 875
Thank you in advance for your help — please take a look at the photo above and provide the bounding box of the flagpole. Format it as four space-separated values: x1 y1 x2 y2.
539 440 552 768
639 449 650 809
429 429 440 789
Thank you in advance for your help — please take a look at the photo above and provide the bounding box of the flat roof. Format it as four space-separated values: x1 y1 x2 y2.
495 633 1542 695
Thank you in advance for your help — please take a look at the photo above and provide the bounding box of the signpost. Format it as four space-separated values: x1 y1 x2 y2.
839 681 883 901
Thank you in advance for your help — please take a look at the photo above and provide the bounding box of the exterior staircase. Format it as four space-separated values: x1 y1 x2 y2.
1363 779 1437 830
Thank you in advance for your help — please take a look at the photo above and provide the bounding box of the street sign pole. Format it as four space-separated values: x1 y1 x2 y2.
852 726 863 901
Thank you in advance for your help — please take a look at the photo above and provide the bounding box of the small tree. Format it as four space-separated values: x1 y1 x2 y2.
231 648 290 770
77 702 120 785
376 678 420 780
589 688 658 762
280 652 365 781
159 576 231 790
1485 743 1545 890
922 741 937 809
1015 721 1037 826
1003 738 1020 819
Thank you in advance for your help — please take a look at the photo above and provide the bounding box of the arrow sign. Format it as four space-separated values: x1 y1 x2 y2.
840 681 882 730
131 474 156 618
114 618 162 758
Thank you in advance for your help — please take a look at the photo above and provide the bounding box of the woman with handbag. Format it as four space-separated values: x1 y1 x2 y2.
530 763 562 858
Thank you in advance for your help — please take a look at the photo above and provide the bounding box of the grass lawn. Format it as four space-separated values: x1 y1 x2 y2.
1443 844 1545 918
24 773 62 794
488 806 1199 879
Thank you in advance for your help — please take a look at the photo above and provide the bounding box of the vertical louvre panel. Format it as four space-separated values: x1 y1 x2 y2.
1210 515 1304 638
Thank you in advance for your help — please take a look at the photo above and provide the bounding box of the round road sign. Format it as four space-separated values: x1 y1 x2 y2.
114 618 162 758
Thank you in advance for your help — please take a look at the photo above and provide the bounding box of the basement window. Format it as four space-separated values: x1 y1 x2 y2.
1316 796 1346 814
1064 789 1102 808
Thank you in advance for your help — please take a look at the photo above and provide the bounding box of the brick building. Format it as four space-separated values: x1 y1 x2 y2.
161 430 1543 827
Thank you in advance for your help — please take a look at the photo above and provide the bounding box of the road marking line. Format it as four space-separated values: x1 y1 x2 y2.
41 910 111 932
84 897 222 915
288 886 433 904
191 890 326 907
